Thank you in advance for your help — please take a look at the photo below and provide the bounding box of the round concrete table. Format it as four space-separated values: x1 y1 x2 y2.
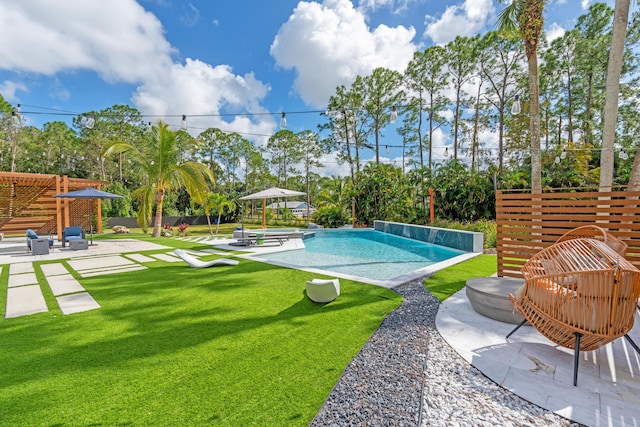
465 277 525 324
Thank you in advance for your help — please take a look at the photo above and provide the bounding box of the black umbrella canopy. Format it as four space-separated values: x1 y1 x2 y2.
53 188 123 244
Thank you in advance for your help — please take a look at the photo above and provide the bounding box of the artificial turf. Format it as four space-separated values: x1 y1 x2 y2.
0 240 402 426
423 254 498 301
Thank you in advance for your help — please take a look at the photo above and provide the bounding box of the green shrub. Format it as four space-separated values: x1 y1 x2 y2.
311 206 348 228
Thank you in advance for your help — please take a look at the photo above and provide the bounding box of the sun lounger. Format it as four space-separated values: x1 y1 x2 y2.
233 233 292 246
173 249 239 268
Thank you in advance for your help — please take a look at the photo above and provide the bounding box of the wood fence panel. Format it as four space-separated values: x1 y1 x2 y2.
496 187 640 278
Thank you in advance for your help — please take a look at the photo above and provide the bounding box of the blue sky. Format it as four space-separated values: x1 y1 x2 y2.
0 0 624 176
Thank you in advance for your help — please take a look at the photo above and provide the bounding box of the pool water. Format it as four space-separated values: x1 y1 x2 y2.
253 229 467 286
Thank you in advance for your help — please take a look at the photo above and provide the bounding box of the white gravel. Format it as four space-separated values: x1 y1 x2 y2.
310 279 582 426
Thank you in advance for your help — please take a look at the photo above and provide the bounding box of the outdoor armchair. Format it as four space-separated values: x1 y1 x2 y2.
507 237 640 386
26 229 54 251
62 226 85 248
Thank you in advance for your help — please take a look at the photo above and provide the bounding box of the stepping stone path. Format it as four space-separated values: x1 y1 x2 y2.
3 251 186 319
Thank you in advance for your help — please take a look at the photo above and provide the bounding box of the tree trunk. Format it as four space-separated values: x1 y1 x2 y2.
601 0 630 191
152 189 164 237
527 50 542 193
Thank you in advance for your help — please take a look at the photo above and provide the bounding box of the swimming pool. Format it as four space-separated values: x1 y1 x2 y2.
249 229 477 288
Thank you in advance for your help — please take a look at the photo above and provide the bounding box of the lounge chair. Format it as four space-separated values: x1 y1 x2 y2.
173 249 239 268
507 237 640 386
306 278 340 303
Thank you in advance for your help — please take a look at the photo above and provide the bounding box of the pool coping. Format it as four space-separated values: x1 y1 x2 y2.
227 231 481 289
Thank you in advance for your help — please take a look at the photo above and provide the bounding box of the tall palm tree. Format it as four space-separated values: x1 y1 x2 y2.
104 121 215 237
203 193 236 235
497 0 545 193
602 0 632 190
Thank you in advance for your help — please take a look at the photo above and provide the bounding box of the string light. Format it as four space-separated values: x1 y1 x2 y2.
280 112 287 129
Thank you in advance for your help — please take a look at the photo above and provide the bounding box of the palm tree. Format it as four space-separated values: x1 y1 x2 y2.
104 121 215 237
497 0 545 193
602 0 632 190
203 193 236 235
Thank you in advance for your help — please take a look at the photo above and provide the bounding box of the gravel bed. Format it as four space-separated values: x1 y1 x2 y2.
310 279 582 427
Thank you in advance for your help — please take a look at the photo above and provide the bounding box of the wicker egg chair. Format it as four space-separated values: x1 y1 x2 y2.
556 224 628 256
507 238 640 386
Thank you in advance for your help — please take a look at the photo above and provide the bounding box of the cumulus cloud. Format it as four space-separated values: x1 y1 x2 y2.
0 0 174 82
132 59 274 142
0 0 277 139
270 0 417 106
424 0 494 45
546 22 566 42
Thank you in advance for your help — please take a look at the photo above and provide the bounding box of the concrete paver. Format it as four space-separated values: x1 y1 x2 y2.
6 285 48 318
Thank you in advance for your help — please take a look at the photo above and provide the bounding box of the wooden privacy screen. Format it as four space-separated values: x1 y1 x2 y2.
496 187 640 278
0 172 108 239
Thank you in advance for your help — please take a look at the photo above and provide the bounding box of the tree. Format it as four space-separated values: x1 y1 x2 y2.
265 129 305 188
445 36 479 160
202 193 236 235
404 46 449 171
498 0 545 193
479 31 524 172
601 0 631 191
353 67 404 164
104 121 215 237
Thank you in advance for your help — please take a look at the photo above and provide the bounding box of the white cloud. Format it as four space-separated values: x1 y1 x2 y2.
0 80 27 102
546 22 566 42
270 0 417 107
132 59 274 142
581 0 591 9
180 3 200 27
424 0 494 45
357 0 417 14
0 0 277 140
0 0 174 82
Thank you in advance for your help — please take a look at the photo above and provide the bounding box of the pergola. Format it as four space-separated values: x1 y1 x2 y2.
0 172 109 240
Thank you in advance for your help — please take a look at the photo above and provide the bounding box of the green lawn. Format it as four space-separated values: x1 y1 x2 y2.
0 238 402 426
423 254 498 301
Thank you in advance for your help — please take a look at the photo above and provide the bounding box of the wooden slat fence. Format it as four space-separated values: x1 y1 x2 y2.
496 187 640 278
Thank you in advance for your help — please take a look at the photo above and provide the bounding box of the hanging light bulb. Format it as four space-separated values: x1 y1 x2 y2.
181 115 187 130
280 112 287 129
444 147 449 157
11 104 21 126
620 149 629 160
554 155 560 164
390 106 398 124
81 114 95 129
511 95 521 115
385 145 389 155
560 147 567 160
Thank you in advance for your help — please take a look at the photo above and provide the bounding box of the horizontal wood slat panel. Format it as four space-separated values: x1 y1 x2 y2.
497 187 640 278
0 172 108 237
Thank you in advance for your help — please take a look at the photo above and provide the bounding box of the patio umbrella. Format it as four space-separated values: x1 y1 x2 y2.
53 187 123 245
239 187 306 229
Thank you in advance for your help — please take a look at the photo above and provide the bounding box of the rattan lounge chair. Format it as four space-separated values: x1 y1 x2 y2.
173 249 239 268
556 224 628 256
507 237 640 386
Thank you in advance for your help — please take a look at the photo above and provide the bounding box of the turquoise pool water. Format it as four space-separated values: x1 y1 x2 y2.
253 229 467 285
